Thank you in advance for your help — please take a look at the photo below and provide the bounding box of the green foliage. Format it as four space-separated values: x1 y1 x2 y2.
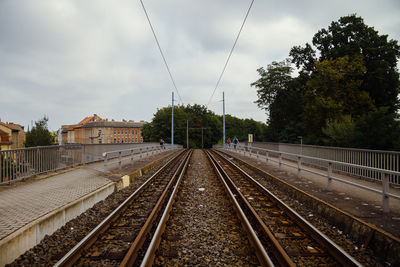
141 105 268 148
253 14 400 150
252 59 293 114
353 107 400 150
304 54 374 137
25 116 55 147
0 153 16 181
322 116 356 147
312 14 400 111
251 59 306 143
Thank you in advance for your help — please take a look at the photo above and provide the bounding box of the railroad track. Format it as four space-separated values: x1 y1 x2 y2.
54 149 192 266
206 149 362 267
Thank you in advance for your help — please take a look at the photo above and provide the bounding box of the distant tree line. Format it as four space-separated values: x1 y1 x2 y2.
252 14 400 150
141 104 268 148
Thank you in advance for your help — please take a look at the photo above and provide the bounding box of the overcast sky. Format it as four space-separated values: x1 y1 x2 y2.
1 0 399 131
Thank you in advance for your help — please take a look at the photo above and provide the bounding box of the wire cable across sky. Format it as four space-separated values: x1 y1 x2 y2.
206 0 255 108
139 0 184 104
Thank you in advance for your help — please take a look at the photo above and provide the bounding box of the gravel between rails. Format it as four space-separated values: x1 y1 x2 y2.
154 149 260 266
6 152 177 266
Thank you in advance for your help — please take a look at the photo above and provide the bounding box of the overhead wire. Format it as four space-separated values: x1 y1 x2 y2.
139 0 184 104
206 0 255 108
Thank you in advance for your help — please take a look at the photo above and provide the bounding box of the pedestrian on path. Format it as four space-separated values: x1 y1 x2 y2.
227 137 231 147
233 136 239 149
160 138 165 149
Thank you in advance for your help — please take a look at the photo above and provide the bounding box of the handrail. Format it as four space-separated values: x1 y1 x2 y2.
235 144 400 177
221 144 400 213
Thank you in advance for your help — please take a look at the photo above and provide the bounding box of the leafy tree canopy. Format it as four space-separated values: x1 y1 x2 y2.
253 14 400 150
25 116 55 147
141 104 268 148
293 14 400 111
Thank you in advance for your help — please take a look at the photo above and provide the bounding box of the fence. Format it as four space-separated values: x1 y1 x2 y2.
220 144 400 213
0 143 160 184
246 142 400 185
102 144 182 172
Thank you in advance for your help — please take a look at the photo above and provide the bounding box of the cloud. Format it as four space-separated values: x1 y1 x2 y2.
0 0 399 130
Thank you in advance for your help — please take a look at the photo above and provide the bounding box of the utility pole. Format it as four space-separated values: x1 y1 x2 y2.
201 128 204 149
186 120 189 149
223 91 226 150
171 92 174 151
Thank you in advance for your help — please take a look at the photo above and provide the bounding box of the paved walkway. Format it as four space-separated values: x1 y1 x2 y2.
0 168 110 240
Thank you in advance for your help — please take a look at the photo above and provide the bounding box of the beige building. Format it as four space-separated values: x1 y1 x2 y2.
81 121 144 144
0 122 25 150
62 115 144 144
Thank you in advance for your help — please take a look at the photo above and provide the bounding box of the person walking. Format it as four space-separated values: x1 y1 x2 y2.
232 136 239 149
226 137 231 148
160 138 165 149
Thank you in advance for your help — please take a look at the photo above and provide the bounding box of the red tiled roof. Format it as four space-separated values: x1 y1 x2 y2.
0 121 22 131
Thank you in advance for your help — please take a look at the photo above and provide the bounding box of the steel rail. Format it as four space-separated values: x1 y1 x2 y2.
139 150 193 267
208 150 294 266
212 149 362 266
120 150 192 266
205 150 275 267
54 149 187 267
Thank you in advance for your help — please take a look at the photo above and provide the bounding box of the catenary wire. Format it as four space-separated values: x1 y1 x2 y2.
206 0 255 108
139 0 184 104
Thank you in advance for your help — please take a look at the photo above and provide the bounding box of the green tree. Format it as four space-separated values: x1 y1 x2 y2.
309 14 400 111
142 105 269 148
353 107 400 150
252 59 294 115
303 54 375 140
252 59 306 142
25 117 55 147
255 14 400 148
322 116 357 147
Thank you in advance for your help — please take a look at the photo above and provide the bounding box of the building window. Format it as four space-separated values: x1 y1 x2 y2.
125 130 127 134
118 138 120 143
135 137 138 143
135 129 138 134
98 139 102 144
114 138 116 143
114 130 116 134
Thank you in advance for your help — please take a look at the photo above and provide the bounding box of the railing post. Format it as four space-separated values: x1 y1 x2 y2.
131 149 134 166
297 156 302 179
382 173 390 213
257 150 259 162
327 162 333 191
266 151 269 165
119 151 122 170
279 153 282 171
140 148 143 160
104 153 108 173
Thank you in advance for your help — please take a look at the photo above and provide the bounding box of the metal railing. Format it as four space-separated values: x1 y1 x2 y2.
0 143 160 184
248 142 400 185
219 144 400 213
102 144 178 172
